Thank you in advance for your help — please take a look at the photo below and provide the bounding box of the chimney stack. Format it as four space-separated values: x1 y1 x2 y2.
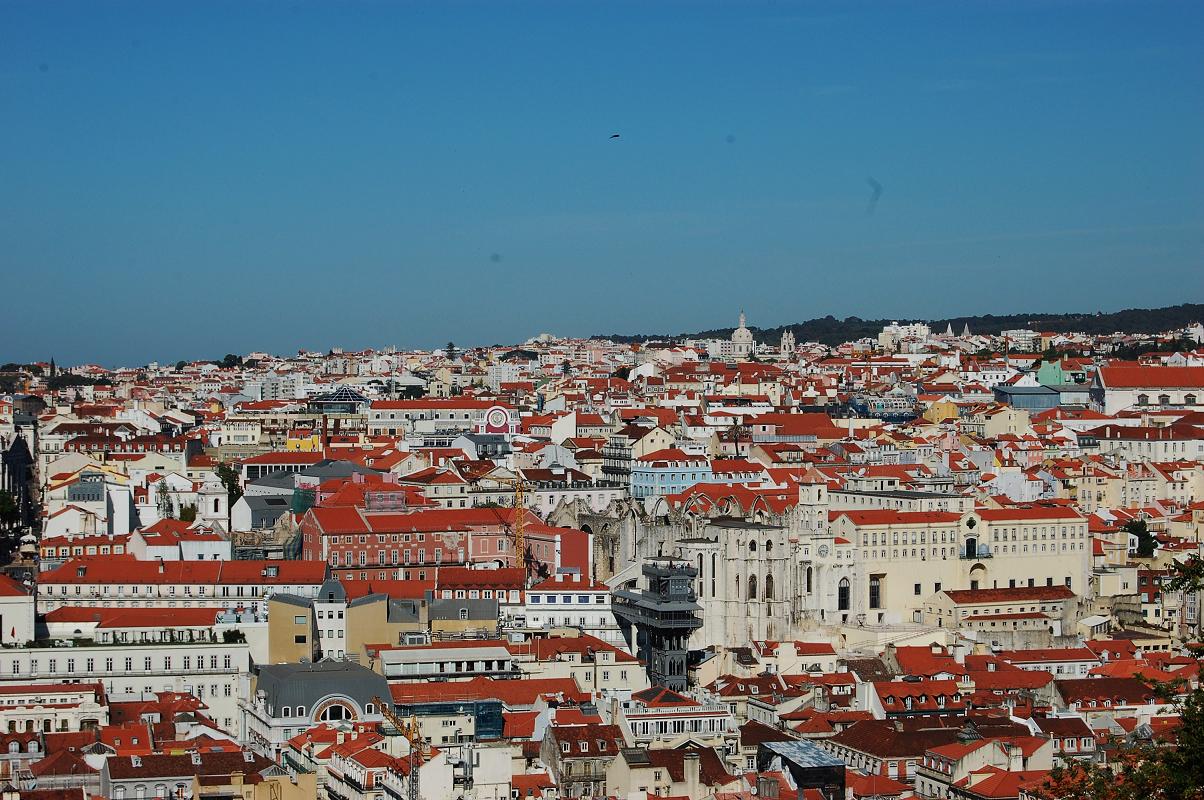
683 751 701 797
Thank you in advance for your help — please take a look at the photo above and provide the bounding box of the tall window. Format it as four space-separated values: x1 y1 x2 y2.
869 576 882 609
747 575 758 601
764 574 774 601
838 578 850 611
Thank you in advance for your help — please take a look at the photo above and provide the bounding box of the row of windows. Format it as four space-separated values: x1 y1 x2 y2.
1136 393 1197 405
860 541 1085 560
858 525 1086 547
330 549 448 566
45 546 124 557
529 594 607 605
733 575 776 601
331 533 429 544
9 654 233 675
49 584 276 597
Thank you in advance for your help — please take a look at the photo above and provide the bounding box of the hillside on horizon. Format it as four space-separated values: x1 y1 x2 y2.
593 303 1204 348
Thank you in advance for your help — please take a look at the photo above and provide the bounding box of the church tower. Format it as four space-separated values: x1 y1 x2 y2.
731 310 755 361
780 329 796 359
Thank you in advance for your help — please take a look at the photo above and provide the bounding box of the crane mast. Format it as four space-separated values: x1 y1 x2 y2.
492 474 529 579
374 696 422 800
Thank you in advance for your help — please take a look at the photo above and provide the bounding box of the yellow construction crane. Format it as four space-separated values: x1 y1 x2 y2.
490 474 528 573
374 696 423 800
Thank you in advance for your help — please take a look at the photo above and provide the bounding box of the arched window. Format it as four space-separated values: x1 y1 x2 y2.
26 740 37 753
320 704 351 722
735 575 740 599
213 498 220 514
749 540 757 553
6 742 17 754
838 578 851 611
764 540 772 552
764 574 774 601
747 575 758 600
806 566 813 594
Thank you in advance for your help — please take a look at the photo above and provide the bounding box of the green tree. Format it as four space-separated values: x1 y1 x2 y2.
179 504 198 523
445 341 458 361
175 360 187 371
155 480 174 520
1125 518 1157 558
1040 556 1204 800
216 462 243 510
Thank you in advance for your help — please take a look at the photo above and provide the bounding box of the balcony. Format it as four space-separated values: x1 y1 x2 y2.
959 546 993 560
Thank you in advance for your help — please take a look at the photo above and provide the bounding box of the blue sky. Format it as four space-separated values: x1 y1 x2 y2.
2 0 1202 365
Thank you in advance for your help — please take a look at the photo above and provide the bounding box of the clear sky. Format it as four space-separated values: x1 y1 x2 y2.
3 1 1202 366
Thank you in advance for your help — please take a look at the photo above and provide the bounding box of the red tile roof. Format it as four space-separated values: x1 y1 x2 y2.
941 585 1075 605
389 676 587 708
1099 366 1204 389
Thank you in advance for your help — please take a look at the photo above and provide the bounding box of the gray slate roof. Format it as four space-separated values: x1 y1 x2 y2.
255 660 389 715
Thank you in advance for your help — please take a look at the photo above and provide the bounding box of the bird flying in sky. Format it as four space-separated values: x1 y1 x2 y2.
609 133 620 139
865 176 883 215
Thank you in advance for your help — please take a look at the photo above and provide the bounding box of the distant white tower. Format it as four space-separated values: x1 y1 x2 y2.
780 328 797 359
731 310 755 360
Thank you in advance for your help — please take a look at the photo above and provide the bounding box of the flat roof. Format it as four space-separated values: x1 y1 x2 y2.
762 739 845 769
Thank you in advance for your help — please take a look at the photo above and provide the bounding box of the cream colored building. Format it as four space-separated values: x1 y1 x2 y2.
190 769 317 800
828 506 1090 626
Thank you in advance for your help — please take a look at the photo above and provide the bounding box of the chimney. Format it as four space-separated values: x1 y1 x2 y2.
157 558 165 575
682 751 701 797
1007 742 1023 771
